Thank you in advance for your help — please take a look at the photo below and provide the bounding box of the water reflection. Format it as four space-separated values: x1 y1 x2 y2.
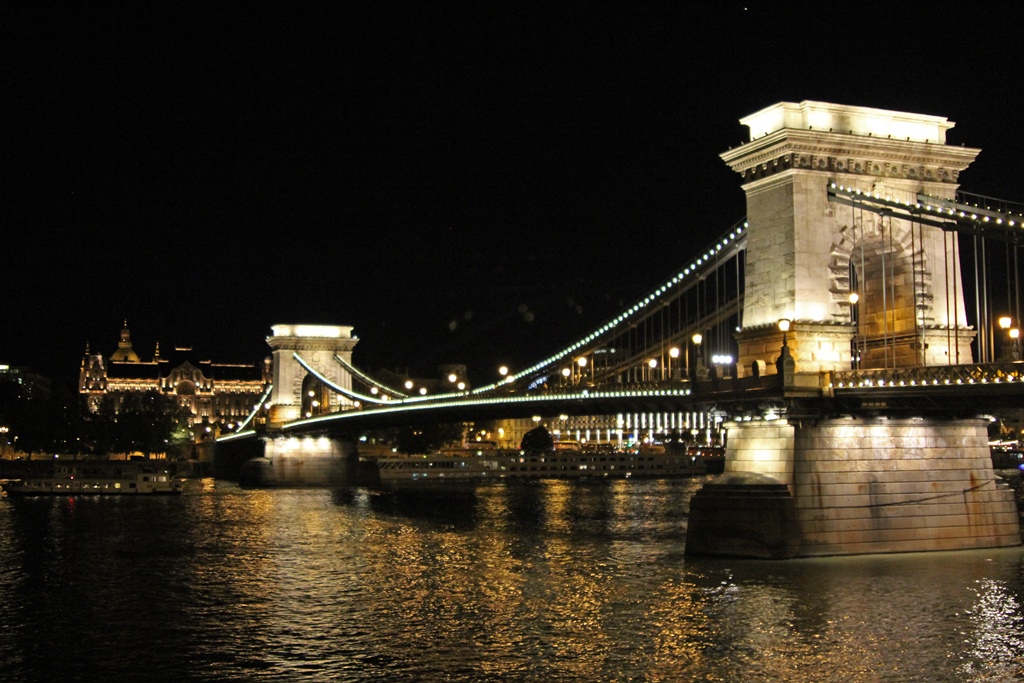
1 480 1023 681
960 577 1024 680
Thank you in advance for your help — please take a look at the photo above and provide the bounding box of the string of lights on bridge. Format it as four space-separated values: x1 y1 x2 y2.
445 219 750 398
832 369 1023 390
283 385 694 431
829 183 1024 233
297 218 748 407
236 218 750 425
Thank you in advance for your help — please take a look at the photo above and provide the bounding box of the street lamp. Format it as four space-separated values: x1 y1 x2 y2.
849 293 860 369
577 356 588 385
998 316 1013 361
648 357 658 382
777 319 794 379
669 346 680 379
778 318 791 347
691 333 706 381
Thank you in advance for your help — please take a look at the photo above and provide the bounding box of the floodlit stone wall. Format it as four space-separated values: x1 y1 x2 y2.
266 324 359 423
719 417 1021 556
248 436 356 486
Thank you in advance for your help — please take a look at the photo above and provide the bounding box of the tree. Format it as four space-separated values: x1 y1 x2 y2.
88 391 190 457
466 419 497 443
520 425 554 452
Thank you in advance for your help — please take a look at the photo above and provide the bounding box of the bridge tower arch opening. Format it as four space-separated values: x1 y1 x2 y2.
301 373 332 418
833 209 935 368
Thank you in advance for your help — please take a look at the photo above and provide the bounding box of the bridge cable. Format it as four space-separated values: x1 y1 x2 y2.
950 229 957 364
293 353 392 406
233 383 273 433
331 353 409 399
467 219 748 394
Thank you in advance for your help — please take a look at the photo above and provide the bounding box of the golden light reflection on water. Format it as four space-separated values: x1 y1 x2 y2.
959 577 1024 680
3 480 1024 681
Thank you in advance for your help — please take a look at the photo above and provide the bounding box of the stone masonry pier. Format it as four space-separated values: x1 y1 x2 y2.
686 417 1020 557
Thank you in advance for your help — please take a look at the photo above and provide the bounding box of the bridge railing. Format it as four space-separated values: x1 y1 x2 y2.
830 362 1024 389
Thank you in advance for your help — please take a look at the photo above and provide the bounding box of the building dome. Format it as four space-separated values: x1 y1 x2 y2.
109 321 141 362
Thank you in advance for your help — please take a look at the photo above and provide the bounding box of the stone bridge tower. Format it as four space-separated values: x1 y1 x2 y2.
721 101 979 372
265 324 358 424
685 102 1020 559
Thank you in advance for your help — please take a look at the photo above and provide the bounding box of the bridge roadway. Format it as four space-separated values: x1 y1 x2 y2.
259 361 1024 438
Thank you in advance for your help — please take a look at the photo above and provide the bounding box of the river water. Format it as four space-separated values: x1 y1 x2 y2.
1 476 1023 682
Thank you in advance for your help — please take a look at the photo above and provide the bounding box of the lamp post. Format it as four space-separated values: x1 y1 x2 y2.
669 346 680 379
778 318 791 347
849 292 860 369
577 356 588 385
647 358 658 382
691 333 706 381
776 318 794 382
999 316 1013 361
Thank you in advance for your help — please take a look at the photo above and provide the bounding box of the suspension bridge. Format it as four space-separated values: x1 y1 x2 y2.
218 101 1024 558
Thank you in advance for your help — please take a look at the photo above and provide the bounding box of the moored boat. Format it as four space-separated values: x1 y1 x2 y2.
1 462 183 496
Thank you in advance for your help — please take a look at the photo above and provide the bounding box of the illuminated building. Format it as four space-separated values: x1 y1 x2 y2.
79 322 270 435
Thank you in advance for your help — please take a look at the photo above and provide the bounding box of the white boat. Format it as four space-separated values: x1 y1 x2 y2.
373 446 706 489
1 463 183 496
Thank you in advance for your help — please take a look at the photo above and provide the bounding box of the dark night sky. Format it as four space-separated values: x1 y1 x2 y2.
4 3 1023 389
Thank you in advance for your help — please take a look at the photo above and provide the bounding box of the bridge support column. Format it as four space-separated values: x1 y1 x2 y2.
238 435 359 487
686 417 1021 558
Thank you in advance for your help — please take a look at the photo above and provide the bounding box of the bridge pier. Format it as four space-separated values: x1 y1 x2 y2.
214 434 360 486
685 416 1021 558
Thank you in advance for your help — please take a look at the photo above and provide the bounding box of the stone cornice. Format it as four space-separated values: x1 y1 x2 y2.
721 129 980 185
267 337 359 353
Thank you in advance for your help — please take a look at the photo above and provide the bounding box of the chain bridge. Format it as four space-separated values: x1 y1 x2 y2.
218 101 1023 559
